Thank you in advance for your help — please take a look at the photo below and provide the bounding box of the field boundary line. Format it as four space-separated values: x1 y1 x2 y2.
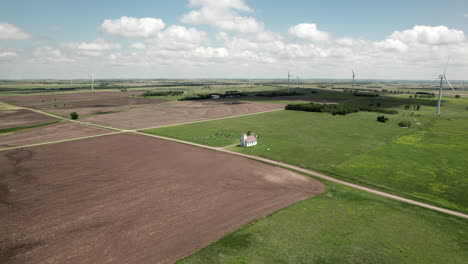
22 107 124 131
0 132 122 152
135 131 468 219
136 108 284 131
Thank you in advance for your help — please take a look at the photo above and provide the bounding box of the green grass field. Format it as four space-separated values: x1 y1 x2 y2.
144 96 468 213
178 183 468 264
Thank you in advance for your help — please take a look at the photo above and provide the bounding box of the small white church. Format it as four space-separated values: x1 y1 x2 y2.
240 132 257 147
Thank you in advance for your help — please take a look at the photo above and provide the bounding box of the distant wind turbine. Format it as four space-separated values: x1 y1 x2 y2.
352 70 356 93
90 74 95 91
288 71 293 93
433 61 455 116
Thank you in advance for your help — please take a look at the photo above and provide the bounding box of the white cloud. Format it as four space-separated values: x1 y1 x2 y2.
194 46 229 58
0 23 30 40
0 50 18 62
288 23 330 42
161 25 207 43
101 16 166 38
130 42 146 49
390 25 465 45
62 39 121 57
181 0 263 33
374 39 408 52
32 46 74 63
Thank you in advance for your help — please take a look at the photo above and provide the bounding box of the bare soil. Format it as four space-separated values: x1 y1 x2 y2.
0 133 325 264
31 96 165 109
0 92 142 105
0 122 111 149
47 105 136 117
1 92 165 110
83 100 284 129
0 109 58 130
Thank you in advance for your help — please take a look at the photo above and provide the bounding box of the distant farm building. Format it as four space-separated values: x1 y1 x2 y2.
240 133 257 147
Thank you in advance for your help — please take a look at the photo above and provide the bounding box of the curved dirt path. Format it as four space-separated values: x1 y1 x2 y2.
135 132 468 219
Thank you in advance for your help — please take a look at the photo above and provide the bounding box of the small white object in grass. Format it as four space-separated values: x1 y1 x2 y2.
267 148 270 151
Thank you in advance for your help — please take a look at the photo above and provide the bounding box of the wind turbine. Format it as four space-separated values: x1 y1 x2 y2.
352 70 356 93
433 64 455 116
288 71 293 93
89 74 95 91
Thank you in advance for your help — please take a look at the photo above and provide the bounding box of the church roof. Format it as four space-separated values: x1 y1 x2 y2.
245 135 257 143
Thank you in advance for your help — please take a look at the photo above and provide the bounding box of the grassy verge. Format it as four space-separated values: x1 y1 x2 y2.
178 182 468 264
143 97 468 212
0 121 60 134
0 101 20 111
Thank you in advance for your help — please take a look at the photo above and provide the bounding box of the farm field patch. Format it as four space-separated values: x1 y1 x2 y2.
83 100 284 129
144 106 468 212
335 117 468 213
178 183 468 264
0 109 58 130
0 122 111 149
0 133 325 264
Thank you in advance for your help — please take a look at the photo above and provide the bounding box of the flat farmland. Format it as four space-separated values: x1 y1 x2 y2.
82 100 284 129
0 122 111 149
0 109 58 130
0 91 143 105
0 133 325 264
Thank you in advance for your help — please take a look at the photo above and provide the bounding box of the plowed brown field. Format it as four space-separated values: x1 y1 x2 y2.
0 122 111 149
0 109 58 130
0 133 325 264
83 100 284 129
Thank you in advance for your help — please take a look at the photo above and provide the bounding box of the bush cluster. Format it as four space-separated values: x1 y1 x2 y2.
142 90 184 97
404 104 421 111
376 116 388 123
70 112 79 120
398 121 411 128
415 92 435 98
285 103 359 115
256 91 304 97
353 92 379 97
359 107 399 114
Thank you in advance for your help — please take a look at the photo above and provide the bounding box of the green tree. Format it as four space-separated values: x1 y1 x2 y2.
70 112 79 120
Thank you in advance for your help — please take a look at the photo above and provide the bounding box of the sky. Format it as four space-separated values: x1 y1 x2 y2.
0 0 467 80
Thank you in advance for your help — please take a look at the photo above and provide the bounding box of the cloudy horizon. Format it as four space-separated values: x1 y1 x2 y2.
0 0 467 80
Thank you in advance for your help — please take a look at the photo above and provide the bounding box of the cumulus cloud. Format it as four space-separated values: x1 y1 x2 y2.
130 42 146 49
374 39 408 52
31 46 74 63
0 50 18 62
62 39 121 57
288 23 330 42
0 23 30 39
161 25 207 43
389 25 465 45
181 0 263 33
101 16 166 38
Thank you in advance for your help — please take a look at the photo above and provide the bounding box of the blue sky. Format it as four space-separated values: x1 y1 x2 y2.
0 0 467 79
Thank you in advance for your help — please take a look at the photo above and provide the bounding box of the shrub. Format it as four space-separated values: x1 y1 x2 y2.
398 121 411 128
70 112 79 120
455 95 461 99
285 103 359 115
377 116 388 123
142 90 184 97
404 105 411 110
